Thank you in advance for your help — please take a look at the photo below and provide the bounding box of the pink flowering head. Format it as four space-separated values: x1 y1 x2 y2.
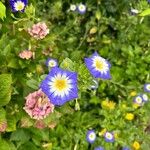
0 121 7 132
28 22 49 40
34 120 46 129
19 50 33 60
24 89 54 120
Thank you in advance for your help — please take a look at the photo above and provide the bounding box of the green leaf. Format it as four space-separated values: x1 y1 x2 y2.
139 9 150 17
2 44 11 56
0 74 12 106
0 107 6 122
0 139 11 150
0 2 6 21
26 79 39 90
18 142 40 150
6 115 16 132
25 4 35 19
7 58 19 69
10 129 30 143
60 58 74 70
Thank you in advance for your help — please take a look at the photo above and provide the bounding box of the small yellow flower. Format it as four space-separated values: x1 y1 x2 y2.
122 104 127 109
130 91 137 97
114 133 119 139
101 100 108 107
132 141 140 150
98 128 107 136
133 103 140 109
125 113 134 121
101 100 116 110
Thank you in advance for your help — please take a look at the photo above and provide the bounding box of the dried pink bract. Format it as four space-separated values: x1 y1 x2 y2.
24 89 54 120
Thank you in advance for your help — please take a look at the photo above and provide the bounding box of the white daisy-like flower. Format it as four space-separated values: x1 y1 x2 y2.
70 4 76 11
141 94 148 102
14 1 25 11
77 4 86 14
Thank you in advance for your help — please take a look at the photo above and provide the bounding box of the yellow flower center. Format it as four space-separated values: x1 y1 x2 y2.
95 60 104 71
54 79 67 91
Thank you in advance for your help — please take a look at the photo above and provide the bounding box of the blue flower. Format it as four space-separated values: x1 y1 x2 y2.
122 147 130 150
133 95 143 106
144 83 150 93
77 4 86 14
94 146 104 150
104 132 114 142
148 0 150 3
86 130 96 144
141 94 148 103
84 52 111 79
40 67 78 106
46 58 58 68
10 0 28 12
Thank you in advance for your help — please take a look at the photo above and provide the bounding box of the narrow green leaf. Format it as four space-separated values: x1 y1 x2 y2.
139 9 150 16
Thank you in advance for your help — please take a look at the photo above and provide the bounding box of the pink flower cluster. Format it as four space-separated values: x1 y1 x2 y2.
24 89 54 120
19 50 33 60
28 22 49 39
0 121 7 132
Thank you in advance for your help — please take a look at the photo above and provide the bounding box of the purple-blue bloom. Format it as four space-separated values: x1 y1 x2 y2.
144 83 150 93
84 52 111 79
94 146 104 150
86 130 96 144
77 4 86 14
10 0 28 12
40 67 78 106
104 132 114 142
122 147 130 150
46 58 58 68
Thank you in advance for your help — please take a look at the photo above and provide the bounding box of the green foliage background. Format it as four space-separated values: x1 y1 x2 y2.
0 0 150 149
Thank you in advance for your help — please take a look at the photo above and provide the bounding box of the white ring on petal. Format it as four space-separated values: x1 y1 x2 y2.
70 4 76 11
78 4 86 12
135 96 143 104
146 84 150 91
88 132 96 141
48 60 57 67
105 132 113 140
142 94 148 102
48 73 73 98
